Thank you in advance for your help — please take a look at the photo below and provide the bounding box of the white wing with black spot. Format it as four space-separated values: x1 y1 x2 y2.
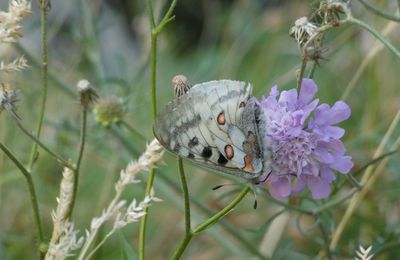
153 80 271 180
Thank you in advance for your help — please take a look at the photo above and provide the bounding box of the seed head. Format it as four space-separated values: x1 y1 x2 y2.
289 17 318 48
172 75 192 98
93 96 125 127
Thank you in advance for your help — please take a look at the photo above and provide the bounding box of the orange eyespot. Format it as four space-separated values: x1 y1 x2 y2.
239 101 245 108
224 145 234 160
217 112 225 125
242 155 254 173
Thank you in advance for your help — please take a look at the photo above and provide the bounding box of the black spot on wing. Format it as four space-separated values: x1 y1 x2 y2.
188 137 199 148
188 152 195 159
201 147 212 158
217 153 228 165
173 143 181 153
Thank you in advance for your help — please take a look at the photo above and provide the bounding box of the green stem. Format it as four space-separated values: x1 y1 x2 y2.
138 167 155 260
28 0 49 170
178 158 191 234
346 173 362 189
66 108 88 218
296 55 307 91
120 120 146 139
10 113 75 170
138 0 179 258
308 62 317 78
357 0 400 22
0 142 44 256
171 158 192 260
149 34 158 119
171 232 193 260
172 186 251 259
194 186 250 233
312 188 358 214
347 15 400 58
155 0 178 33
316 217 332 260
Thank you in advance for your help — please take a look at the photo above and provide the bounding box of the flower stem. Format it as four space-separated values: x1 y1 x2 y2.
0 142 44 256
120 120 146 139
28 0 49 170
138 167 155 260
172 186 251 259
10 112 75 170
66 108 88 218
171 158 192 260
316 216 333 260
347 15 400 58
357 0 400 22
149 34 158 120
296 55 307 91
138 0 178 259
194 186 250 234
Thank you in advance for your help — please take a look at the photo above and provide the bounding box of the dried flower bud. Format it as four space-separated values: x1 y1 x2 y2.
289 17 318 48
77 79 98 110
0 84 18 114
172 75 191 97
304 46 327 65
93 96 124 127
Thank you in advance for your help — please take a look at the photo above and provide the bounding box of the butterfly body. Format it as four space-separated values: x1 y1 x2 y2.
153 80 272 182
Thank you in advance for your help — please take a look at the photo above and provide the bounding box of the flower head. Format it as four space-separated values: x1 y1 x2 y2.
258 79 353 199
93 96 124 127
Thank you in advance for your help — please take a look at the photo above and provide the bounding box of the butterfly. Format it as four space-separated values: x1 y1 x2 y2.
153 80 272 184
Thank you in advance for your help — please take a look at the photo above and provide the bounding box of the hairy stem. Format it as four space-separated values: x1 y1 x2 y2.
138 167 155 260
28 0 49 170
138 1 178 259
66 108 88 218
347 15 400 58
0 142 44 256
171 158 192 260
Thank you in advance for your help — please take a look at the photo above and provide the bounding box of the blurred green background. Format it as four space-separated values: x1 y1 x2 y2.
0 0 399 259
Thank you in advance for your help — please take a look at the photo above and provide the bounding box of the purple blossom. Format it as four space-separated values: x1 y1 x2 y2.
258 78 353 200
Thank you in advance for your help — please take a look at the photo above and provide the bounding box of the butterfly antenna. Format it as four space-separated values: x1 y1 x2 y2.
251 187 258 210
211 183 237 190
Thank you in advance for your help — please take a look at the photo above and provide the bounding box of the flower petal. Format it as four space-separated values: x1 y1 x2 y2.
330 155 353 174
320 165 336 183
279 89 298 111
269 176 291 200
298 78 318 107
307 176 331 199
327 101 351 125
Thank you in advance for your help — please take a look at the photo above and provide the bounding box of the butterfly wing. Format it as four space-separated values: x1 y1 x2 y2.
153 80 267 180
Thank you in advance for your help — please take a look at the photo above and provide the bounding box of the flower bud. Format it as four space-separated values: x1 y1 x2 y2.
77 79 98 110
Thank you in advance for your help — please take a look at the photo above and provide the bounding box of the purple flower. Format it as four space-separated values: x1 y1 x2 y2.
258 79 353 200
